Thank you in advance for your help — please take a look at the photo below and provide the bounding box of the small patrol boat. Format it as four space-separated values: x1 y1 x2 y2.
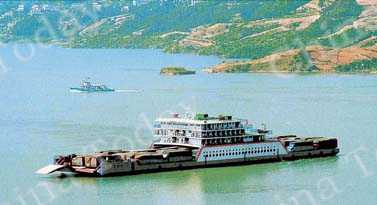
70 78 115 92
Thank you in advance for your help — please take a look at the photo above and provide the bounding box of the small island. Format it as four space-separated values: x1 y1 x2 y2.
160 67 196 75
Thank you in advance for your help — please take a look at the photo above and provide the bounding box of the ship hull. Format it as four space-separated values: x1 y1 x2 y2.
52 147 339 177
37 133 340 177
70 87 115 92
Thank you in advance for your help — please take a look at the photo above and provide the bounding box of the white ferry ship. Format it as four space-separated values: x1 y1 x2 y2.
37 113 339 176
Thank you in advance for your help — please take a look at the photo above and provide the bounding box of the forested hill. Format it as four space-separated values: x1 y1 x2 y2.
1 0 377 73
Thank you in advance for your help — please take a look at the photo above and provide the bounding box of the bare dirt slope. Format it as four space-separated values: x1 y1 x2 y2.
206 44 377 73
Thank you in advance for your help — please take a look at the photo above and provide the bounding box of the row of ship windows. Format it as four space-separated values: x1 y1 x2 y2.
112 164 125 169
159 122 240 130
155 129 243 136
203 123 240 130
202 136 263 145
203 130 244 137
203 147 277 158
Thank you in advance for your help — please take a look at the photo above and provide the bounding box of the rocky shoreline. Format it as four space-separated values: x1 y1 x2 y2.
160 67 196 75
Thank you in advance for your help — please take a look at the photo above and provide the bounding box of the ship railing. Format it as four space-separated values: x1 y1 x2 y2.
157 139 192 145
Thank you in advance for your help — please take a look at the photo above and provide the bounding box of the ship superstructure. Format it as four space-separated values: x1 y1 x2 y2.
152 114 288 163
37 113 339 176
70 78 115 92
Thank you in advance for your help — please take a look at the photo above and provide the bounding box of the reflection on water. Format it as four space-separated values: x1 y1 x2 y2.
36 157 340 205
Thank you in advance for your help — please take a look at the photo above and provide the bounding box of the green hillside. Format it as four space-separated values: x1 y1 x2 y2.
336 59 377 73
1 0 377 73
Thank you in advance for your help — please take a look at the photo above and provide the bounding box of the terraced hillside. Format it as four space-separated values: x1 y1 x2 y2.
1 0 377 73
205 0 377 73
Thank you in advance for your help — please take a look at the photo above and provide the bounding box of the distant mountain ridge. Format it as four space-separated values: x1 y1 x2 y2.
1 0 377 73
